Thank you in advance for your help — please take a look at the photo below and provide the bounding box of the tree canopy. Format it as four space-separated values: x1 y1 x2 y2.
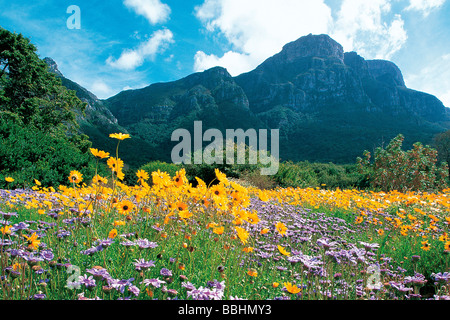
0 27 95 188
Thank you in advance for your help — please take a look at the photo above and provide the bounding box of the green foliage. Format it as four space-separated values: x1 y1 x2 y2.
357 134 449 192
273 161 366 189
0 27 85 132
0 112 95 188
140 161 182 179
0 28 96 188
433 129 450 180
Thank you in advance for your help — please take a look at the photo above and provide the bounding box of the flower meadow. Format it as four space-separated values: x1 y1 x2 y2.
1 134 450 301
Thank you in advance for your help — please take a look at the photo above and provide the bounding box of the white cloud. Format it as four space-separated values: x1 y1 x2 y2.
90 80 114 98
404 53 450 108
194 0 333 75
193 0 409 76
405 0 446 17
123 0 171 25
107 29 174 70
331 0 407 60
194 51 254 75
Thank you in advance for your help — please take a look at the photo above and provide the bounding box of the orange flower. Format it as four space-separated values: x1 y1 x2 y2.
213 226 224 235
176 202 188 212
247 268 258 277
444 242 450 252
68 170 83 184
108 228 118 239
284 282 301 294
117 200 135 215
114 220 126 227
421 241 431 251
107 157 124 173
174 169 187 187
0 225 12 235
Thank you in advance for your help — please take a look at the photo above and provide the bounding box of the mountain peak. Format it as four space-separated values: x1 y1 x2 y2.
43 57 63 77
274 33 344 64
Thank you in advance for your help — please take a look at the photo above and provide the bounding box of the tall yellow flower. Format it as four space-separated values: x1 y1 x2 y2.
90 148 110 159
107 157 124 173
5 177 14 182
109 133 130 140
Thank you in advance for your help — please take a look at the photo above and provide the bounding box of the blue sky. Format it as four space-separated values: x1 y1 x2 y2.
1 0 449 108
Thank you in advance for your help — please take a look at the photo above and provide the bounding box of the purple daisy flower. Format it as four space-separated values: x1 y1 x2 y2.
141 278 166 288
78 274 96 289
133 259 156 271
135 238 158 249
160 268 172 277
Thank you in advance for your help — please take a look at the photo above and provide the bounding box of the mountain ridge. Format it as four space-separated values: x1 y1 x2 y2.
45 34 450 167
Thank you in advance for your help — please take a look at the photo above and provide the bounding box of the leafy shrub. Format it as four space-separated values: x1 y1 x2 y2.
0 112 95 188
273 161 366 189
140 161 182 178
357 134 448 192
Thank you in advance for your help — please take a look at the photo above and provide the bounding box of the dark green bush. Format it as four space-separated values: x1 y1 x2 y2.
273 161 366 189
0 112 95 188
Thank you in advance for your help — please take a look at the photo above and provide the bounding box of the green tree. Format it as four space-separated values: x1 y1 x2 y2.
433 130 450 180
0 27 95 188
357 134 448 192
0 27 85 132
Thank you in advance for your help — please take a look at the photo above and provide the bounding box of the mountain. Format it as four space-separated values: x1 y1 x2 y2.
44 58 161 168
47 34 450 167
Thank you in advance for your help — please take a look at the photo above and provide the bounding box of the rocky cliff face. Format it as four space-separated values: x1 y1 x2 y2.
44 57 121 128
235 34 446 123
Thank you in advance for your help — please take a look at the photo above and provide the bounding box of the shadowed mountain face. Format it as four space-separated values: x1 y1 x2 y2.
47 34 450 167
